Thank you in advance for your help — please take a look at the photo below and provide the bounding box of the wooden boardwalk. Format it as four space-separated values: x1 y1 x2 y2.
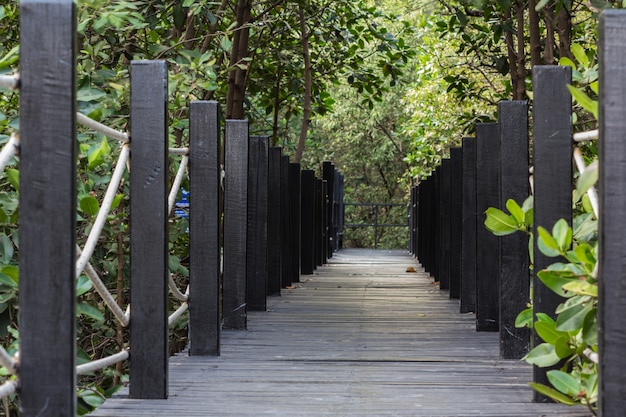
91 249 590 416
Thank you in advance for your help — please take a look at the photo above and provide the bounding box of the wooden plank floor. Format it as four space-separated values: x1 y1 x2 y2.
91 249 591 416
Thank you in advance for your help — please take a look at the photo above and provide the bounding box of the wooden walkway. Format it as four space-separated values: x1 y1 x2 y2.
91 249 590 416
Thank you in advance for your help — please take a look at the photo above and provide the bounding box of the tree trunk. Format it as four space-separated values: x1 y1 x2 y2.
542 7 556 64
503 9 520 100
556 5 573 61
271 56 283 147
226 0 252 119
528 0 542 67
294 4 312 163
514 0 526 100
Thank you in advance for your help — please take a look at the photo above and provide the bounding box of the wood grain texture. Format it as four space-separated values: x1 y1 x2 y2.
289 163 301 282
129 60 169 399
301 170 316 275
223 120 249 329
91 250 590 417
432 168 441 281
246 136 269 311
475 124 500 332
267 147 283 295
498 101 530 359
322 162 335 256
315 178 324 266
280 155 292 287
532 66 572 398
449 148 463 300
439 159 451 291
19 1 77 414
189 101 221 356
598 12 626 415
461 137 477 313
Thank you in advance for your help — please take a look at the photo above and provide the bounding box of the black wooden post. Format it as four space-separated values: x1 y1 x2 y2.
461 137 477 313
189 101 221 356
19 1 77 414
315 178 324 266
532 66 572 400
440 159 451 291
289 162 301 282
418 177 429 272
267 147 282 295
449 147 463 299
598 12 626 415
129 60 169 398
280 155 292 287
433 167 441 281
301 170 316 275
337 173 345 249
475 123 500 332
223 120 249 329
323 161 335 256
409 186 416 255
498 101 530 359
247 136 269 311
322 180 329 263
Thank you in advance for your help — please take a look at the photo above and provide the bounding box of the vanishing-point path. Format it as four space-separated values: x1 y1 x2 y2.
91 249 590 416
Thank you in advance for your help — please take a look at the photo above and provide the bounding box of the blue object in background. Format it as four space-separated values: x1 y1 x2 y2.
175 189 189 219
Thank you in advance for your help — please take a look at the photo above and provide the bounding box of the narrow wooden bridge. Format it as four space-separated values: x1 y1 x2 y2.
91 250 589 417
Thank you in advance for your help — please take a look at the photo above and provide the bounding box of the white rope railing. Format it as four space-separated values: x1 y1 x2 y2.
76 348 130 375
169 147 189 156
0 380 18 399
0 346 17 375
573 147 599 218
75 144 130 280
0 133 19 173
168 302 189 327
168 155 189 214
0 74 19 90
573 129 598 142
78 246 130 327
76 112 129 143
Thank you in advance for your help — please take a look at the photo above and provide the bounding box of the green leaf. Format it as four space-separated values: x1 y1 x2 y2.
547 370 582 396
571 43 589 68
552 219 572 252
6 168 18 190
0 234 13 264
515 307 533 328
110 194 125 210
582 310 598 346
506 199 525 224
77 88 107 102
528 383 577 405
484 207 518 236
554 336 575 358
589 81 599 95
567 85 598 119
76 274 93 297
559 57 576 70
537 269 577 298
556 301 593 332
535 320 567 345
80 195 100 217
562 280 597 297
77 302 104 322
0 272 16 288
537 227 561 257
524 343 561 367
576 161 598 198
1 265 18 284
534 0 550 10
